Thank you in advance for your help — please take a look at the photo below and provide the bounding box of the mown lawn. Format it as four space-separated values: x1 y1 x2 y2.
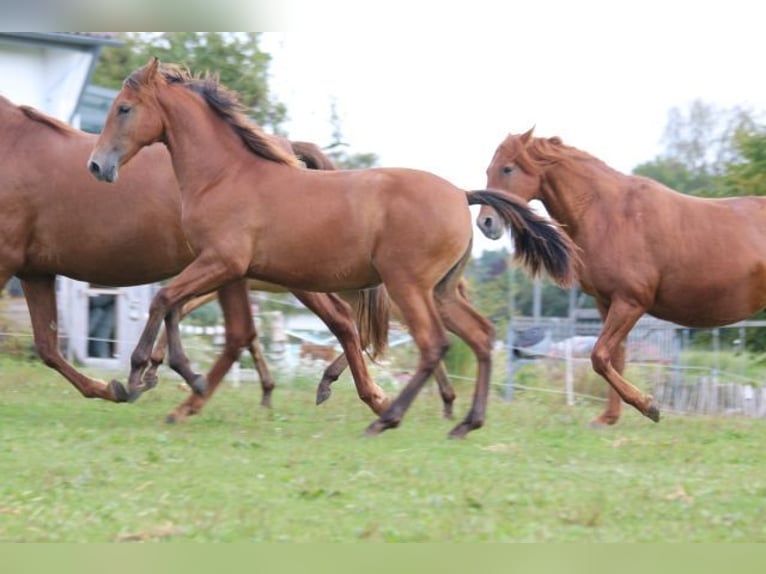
0 356 764 542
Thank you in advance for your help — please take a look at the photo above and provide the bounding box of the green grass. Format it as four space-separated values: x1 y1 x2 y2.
0 356 764 542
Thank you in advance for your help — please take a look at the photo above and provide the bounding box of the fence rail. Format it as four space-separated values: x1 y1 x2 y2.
506 314 766 418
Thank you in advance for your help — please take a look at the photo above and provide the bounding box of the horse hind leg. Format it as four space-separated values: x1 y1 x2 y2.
365 286 449 435
20 275 128 402
435 289 495 438
293 290 390 416
315 352 348 405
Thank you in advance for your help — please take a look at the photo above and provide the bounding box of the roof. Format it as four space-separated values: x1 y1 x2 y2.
0 32 122 48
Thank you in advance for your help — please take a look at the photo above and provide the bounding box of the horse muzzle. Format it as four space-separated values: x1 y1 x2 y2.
87 156 119 183
476 212 504 240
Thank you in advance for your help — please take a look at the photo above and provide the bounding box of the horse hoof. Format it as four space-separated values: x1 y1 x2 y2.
108 380 129 403
260 395 272 409
316 385 332 406
443 406 455 420
165 413 178 424
646 399 661 423
364 418 398 436
448 424 469 439
142 372 159 391
588 418 615 429
448 418 482 439
127 385 145 403
190 375 207 396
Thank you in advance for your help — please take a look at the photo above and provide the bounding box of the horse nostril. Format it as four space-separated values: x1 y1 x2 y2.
88 161 101 176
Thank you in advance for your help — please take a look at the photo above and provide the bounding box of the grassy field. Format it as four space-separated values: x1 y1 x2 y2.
0 355 764 542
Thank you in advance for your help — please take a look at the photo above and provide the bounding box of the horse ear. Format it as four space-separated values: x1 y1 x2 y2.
520 126 535 144
145 57 160 81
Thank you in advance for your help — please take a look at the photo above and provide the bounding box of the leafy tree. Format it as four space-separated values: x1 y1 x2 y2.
632 99 759 197
92 32 288 132
722 128 766 196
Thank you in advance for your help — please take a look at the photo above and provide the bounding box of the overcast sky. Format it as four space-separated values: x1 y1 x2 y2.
260 3 765 253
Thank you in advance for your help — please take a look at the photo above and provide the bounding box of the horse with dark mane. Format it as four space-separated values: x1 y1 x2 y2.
478 128 766 426
88 59 577 438
0 94 391 422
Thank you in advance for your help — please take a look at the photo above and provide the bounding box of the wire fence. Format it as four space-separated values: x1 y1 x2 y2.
503 315 766 419
2 310 766 419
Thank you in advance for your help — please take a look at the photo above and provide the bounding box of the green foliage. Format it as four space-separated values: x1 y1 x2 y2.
186 301 222 327
92 32 287 132
632 157 711 195
463 248 573 336
632 99 760 197
723 128 766 196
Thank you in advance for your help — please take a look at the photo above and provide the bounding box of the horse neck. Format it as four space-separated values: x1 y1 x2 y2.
539 160 615 239
157 87 250 193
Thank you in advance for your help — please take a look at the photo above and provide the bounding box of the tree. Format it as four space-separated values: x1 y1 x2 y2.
323 99 379 169
92 32 288 132
463 248 572 337
632 99 759 197
722 128 766 196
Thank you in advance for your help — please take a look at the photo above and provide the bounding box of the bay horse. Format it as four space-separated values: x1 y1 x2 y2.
87 59 577 438
0 94 392 422
478 128 766 426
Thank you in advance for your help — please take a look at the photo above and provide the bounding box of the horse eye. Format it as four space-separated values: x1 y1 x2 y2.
117 104 131 115
502 165 514 175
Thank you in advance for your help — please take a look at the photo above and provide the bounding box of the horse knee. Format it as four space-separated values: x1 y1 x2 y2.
590 347 610 376
422 339 450 371
34 340 62 369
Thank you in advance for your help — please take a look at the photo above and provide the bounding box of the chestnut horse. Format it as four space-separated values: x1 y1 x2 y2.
147 142 460 418
478 128 766 426
0 94 392 422
88 59 576 438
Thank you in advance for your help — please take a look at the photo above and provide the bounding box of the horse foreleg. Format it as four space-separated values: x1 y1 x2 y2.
293 290 390 416
143 291 217 390
315 352 348 405
126 254 239 402
167 279 258 422
590 353 625 428
591 299 659 423
161 305 207 396
433 361 456 419
20 275 128 402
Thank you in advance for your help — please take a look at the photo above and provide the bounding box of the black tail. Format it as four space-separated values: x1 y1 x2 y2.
467 190 578 286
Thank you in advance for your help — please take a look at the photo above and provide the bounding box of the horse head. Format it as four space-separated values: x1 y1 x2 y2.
88 57 165 183
477 127 542 239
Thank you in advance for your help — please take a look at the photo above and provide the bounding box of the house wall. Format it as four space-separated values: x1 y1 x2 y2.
0 39 96 124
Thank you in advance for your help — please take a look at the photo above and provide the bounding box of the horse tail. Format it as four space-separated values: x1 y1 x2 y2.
354 285 390 361
466 190 579 286
291 141 337 170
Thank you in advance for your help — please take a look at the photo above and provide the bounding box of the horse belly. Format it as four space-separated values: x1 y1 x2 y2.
652 273 766 328
248 247 380 293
